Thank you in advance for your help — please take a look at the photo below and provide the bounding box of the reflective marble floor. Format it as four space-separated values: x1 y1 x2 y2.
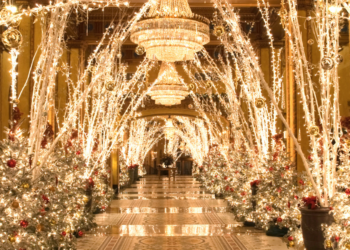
77 175 289 250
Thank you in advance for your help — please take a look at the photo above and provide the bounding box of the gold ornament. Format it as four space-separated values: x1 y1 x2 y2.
36 224 44 232
50 219 56 225
255 98 265 109
105 81 115 91
345 243 350 249
83 196 89 203
325 240 332 248
321 57 334 70
213 25 225 37
135 46 145 55
336 54 343 64
2 28 22 49
22 183 30 189
297 214 301 220
8 235 16 243
0 9 12 19
11 200 19 208
288 241 295 247
13 99 20 104
309 125 319 136
346 140 350 147
49 186 55 192
307 39 314 45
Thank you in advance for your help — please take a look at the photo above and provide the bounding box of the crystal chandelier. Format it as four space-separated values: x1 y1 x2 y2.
130 0 210 62
148 62 188 106
164 118 176 140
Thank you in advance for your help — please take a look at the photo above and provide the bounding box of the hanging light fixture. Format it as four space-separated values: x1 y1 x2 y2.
164 118 176 140
148 62 188 106
130 0 210 62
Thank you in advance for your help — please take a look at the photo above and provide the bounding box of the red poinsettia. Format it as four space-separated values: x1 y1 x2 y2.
302 196 318 209
250 180 260 187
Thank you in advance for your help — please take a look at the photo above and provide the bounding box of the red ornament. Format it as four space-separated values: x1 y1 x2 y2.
42 195 49 204
241 191 246 196
288 236 294 241
277 217 282 222
298 180 305 185
7 159 16 168
88 177 95 188
74 165 78 170
76 151 81 155
78 231 84 237
345 189 350 196
101 206 106 210
285 165 290 170
225 186 230 191
61 231 67 236
94 171 99 175
307 155 313 161
266 206 272 211
230 188 234 192
20 220 28 228
269 167 274 172
224 176 228 180
335 236 340 242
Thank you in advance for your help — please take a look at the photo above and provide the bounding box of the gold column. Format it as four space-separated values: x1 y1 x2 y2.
0 48 11 139
110 148 119 187
285 18 297 165
56 49 68 133
17 14 32 134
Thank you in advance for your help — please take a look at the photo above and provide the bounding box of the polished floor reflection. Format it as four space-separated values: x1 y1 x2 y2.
77 175 288 250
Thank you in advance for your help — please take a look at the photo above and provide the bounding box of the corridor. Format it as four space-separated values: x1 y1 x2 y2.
77 176 288 250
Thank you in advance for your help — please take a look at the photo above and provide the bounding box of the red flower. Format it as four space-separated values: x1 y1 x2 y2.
302 196 318 209
7 159 16 168
250 180 260 187
277 217 282 222
61 231 67 236
288 236 294 241
78 231 84 237
20 220 28 228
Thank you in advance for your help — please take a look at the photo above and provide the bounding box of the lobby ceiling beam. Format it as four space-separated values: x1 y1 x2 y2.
128 0 281 7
